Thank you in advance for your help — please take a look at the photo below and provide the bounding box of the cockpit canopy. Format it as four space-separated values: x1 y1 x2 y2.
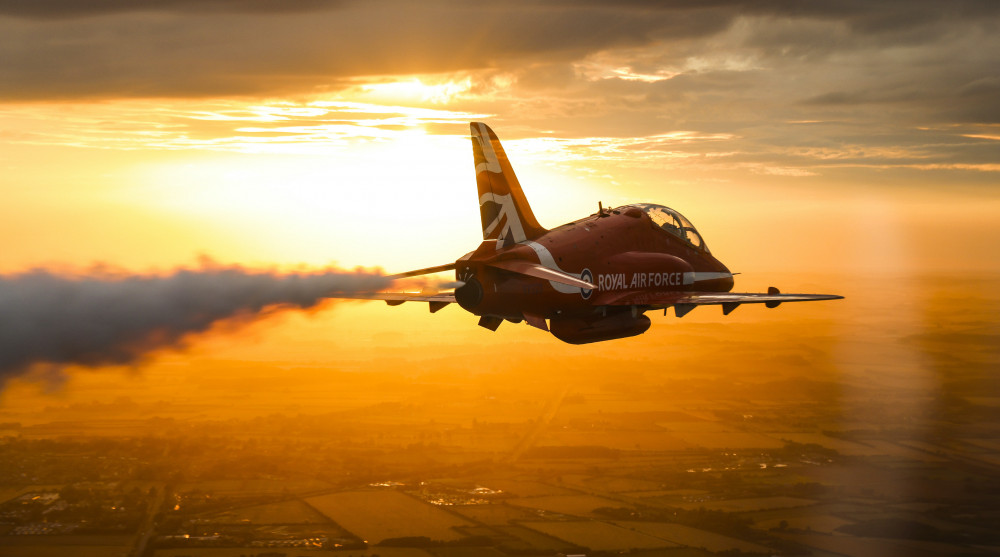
634 204 708 252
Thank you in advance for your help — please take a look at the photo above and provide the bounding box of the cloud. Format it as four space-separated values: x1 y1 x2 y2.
1 1 997 183
0 0 344 19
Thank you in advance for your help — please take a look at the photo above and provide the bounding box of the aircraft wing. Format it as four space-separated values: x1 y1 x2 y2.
327 262 459 312
336 291 457 313
593 287 843 317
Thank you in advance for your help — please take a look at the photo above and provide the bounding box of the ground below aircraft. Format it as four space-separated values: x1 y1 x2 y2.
342 122 841 344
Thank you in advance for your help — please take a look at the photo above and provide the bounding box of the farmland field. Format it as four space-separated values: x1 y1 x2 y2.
560 474 663 493
507 494 626 516
0 486 27 504
478 479 577 497
427 547 509 557
201 499 329 524
0 546 130 557
669 431 785 449
306 490 473 543
776 531 975 557
537 430 696 451
176 479 332 495
521 520 677 551
674 496 815 512
655 420 733 433
627 489 711 500
451 503 538 524
0 536 133 557
772 432 874 453
615 521 771 553
494 525 571 552
755 513 854 533
153 548 434 557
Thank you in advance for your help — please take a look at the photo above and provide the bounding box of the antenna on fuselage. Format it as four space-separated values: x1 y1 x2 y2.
598 201 603 214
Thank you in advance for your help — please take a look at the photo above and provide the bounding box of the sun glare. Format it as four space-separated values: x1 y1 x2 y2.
122 131 479 269
358 77 473 104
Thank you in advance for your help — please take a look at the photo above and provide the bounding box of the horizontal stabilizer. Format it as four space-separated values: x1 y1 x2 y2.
488 260 596 290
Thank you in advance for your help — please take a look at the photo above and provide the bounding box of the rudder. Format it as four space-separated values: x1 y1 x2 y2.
470 122 547 247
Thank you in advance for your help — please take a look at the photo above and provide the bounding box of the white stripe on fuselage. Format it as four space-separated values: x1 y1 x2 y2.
522 241 732 295
523 241 582 294
683 272 732 285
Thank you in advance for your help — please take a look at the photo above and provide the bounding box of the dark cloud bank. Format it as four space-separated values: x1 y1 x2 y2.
0 265 388 384
1 0 996 101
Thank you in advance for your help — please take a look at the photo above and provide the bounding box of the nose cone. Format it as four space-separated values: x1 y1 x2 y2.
695 257 734 293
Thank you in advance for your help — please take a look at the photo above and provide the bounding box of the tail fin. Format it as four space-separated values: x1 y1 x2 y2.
470 122 547 248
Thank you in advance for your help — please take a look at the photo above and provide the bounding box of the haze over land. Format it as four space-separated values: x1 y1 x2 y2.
0 2 998 556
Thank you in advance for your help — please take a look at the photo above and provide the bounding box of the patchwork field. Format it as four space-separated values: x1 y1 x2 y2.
674 496 816 512
773 432 875 453
306 490 473 543
560 474 664 493
507 494 626 516
201 499 329 524
627 489 711 501
537 430 696 450
655 420 734 432
0 486 27 504
153 548 434 557
450 503 539 524
177 479 332 496
0 536 133 557
493 525 571 552
0 546 131 557
755 513 854 534
478 479 577 497
616 521 771 553
521 520 677 551
670 431 786 449
775 531 987 557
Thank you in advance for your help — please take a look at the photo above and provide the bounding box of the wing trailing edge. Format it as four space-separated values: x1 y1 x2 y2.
488 259 596 290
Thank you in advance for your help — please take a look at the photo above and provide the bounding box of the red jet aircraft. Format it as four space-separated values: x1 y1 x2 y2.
347 122 842 344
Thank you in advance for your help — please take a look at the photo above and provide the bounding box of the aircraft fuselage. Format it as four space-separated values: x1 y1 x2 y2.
454 204 733 331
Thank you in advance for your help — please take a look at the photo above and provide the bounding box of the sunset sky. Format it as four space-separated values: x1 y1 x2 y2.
1 1 998 398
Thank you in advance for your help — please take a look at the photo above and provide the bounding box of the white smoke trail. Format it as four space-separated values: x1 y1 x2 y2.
0 264 390 383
